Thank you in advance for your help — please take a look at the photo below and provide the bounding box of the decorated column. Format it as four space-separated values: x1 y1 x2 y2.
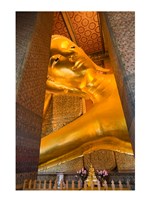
100 12 135 153
16 12 53 189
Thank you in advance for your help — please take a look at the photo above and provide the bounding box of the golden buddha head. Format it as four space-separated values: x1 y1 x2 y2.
48 35 109 91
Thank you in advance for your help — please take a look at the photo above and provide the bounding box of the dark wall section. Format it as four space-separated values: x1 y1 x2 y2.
16 12 37 92
16 12 53 189
100 12 135 153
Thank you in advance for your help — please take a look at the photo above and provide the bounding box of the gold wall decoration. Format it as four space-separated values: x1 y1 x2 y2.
38 157 84 173
84 150 116 171
42 94 83 137
115 152 135 172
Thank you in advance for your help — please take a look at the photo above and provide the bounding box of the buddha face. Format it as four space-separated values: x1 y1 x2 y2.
48 35 90 89
48 54 87 89
47 35 109 91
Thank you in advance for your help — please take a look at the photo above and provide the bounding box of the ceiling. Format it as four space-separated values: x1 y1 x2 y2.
51 12 105 56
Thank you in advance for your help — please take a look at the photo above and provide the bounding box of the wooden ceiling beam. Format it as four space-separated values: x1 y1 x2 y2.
61 12 77 44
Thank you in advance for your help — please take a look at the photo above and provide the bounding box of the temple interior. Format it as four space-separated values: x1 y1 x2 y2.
16 12 135 190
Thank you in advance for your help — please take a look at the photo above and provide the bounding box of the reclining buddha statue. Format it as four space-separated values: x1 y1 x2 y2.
39 35 134 169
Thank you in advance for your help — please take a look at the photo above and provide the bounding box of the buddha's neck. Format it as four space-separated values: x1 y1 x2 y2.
81 69 117 104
